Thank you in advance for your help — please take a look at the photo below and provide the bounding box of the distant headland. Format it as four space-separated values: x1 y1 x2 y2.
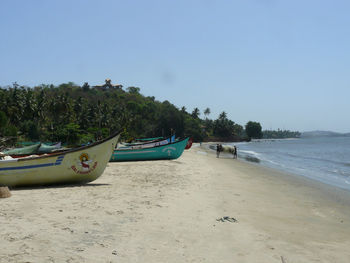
301 131 350 138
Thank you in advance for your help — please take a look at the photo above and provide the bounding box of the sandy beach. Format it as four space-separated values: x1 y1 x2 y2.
1 144 350 263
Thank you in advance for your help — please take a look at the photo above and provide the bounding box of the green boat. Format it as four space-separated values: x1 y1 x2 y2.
110 137 189 162
38 142 62 153
2 143 41 155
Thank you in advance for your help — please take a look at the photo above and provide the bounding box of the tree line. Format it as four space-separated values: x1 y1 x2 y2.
0 82 298 145
262 129 301 139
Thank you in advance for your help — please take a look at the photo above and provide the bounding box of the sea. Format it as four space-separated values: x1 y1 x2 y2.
223 137 350 192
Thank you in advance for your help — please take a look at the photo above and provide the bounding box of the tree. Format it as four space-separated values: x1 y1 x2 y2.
184 115 204 141
21 120 39 140
0 111 7 135
204 107 211 119
126 86 140 94
219 111 227 120
245 121 262 139
63 123 81 145
0 81 255 143
213 112 235 138
82 82 90 91
191 108 200 119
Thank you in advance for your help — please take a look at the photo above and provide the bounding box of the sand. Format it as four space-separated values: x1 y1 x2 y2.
1 143 350 263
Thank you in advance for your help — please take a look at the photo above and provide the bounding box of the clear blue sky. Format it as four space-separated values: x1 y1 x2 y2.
1 0 349 132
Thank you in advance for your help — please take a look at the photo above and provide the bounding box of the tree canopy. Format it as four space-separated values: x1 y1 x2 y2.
0 82 298 145
245 121 263 139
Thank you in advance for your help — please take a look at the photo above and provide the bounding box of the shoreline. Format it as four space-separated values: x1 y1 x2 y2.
203 139 350 193
198 142 350 201
1 146 350 262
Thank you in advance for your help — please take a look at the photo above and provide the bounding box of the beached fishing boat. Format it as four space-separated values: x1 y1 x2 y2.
122 134 176 147
0 132 120 187
119 138 169 149
110 137 189 162
185 137 193 150
135 136 164 142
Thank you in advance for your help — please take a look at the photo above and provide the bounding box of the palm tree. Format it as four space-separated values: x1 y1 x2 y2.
191 107 200 119
219 111 227 120
204 107 211 119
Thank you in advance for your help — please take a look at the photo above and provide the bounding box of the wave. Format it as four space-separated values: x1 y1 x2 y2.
239 150 283 166
236 137 350 191
244 156 260 163
239 150 261 157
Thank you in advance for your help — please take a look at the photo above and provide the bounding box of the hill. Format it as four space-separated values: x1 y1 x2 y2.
301 131 350 138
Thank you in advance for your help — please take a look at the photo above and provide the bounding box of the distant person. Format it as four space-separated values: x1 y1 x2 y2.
216 144 220 158
216 144 223 158
233 145 237 159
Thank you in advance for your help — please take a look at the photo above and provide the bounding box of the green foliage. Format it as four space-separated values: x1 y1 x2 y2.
0 111 7 134
21 120 39 140
0 82 290 143
191 108 200 119
3 124 18 137
204 107 211 118
184 115 204 141
126 86 140 94
245 121 263 139
263 129 301 139
78 133 95 144
212 111 241 139
63 123 81 145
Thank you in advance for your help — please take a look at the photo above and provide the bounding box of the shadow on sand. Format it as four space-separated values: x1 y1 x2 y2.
10 183 111 191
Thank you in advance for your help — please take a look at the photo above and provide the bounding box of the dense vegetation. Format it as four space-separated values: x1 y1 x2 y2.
263 129 301 139
0 82 296 145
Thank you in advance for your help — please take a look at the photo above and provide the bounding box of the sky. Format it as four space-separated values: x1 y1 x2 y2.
1 0 349 132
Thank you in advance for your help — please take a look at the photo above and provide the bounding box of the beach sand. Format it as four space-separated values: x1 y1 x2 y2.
1 144 350 262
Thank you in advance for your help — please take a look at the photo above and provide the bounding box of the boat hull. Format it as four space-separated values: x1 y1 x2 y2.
0 133 120 187
110 137 189 162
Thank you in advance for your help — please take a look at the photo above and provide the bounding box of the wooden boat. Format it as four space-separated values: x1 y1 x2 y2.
119 138 170 150
0 131 120 187
122 134 175 147
110 137 189 162
185 137 193 150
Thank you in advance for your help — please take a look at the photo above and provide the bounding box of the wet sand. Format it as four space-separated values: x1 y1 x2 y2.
1 143 350 262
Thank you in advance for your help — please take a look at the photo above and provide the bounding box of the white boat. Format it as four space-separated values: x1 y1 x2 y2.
0 131 120 187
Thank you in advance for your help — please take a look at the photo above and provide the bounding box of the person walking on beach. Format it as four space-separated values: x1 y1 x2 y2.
216 144 222 158
233 145 237 159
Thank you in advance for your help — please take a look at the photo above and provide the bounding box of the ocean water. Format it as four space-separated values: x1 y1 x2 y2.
224 137 350 191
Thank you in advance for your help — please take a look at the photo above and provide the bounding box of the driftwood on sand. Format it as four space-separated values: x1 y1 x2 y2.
0 186 11 198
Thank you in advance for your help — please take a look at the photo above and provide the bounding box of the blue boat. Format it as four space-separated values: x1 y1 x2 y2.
110 137 189 162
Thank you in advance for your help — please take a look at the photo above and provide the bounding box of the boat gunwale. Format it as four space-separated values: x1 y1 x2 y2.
120 135 173 147
115 137 189 152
